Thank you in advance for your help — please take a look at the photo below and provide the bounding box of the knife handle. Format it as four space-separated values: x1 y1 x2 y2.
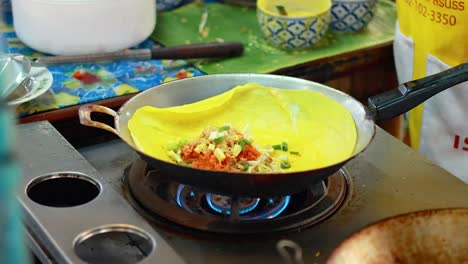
32 49 152 66
32 42 244 66
151 42 244 60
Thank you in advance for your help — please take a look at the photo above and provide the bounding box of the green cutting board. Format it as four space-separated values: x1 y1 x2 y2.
151 1 396 74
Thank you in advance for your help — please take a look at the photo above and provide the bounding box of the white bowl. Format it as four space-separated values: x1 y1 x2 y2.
12 0 156 56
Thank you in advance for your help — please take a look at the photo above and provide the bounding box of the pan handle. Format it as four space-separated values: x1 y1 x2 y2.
276 240 304 264
78 105 119 136
368 63 468 121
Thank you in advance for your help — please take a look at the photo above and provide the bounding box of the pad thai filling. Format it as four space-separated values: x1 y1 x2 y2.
166 125 299 173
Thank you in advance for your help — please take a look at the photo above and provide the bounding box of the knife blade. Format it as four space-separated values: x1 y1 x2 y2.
32 42 244 66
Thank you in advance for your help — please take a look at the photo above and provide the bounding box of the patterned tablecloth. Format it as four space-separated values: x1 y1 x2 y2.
0 8 205 117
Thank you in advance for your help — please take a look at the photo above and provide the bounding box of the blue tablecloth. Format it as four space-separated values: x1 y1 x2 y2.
1 1 211 117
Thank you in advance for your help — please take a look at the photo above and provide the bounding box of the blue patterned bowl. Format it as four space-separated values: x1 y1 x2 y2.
156 0 184 11
330 0 377 32
1 0 11 12
257 0 331 50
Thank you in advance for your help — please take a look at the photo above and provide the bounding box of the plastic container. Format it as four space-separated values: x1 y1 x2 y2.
0 10 28 262
0 99 29 264
11 0 157 55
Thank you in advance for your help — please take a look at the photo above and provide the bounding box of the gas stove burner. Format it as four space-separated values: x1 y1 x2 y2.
175 184 291 220
206 194 291 220
126 158 350 234
205 193 262 216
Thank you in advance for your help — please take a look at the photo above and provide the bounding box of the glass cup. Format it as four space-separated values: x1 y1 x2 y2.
0 54 31 99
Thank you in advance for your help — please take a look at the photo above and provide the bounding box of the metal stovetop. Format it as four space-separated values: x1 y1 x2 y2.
17 121 468 264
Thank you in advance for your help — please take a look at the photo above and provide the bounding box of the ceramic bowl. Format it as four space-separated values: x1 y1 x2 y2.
1 0 11 12
156 0 184 11
329 0 377 33
257 0 331 50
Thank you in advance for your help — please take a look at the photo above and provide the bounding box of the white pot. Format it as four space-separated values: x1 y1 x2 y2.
11 0 156 55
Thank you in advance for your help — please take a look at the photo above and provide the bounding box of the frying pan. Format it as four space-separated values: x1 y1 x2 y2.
327 208 468 263
276 208 468 264
79 63 468 196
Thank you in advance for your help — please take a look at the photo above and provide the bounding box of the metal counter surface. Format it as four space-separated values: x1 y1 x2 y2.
16 121 468 264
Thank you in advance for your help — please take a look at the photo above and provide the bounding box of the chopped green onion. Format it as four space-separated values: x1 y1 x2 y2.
290 151 300 155
280 162 291 169
214 136 225 143
239 139 251 145
166 143 179 151
166 139 188 151
272 144 282 150
276 5 288 16
167 150 183 164
238 139 252 150
242 164 249 172
281 142 288 151
240 143 245 151
218 125 231 132
273 142 288 151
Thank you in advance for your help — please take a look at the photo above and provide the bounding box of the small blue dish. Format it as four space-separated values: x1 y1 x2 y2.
156 0 184 11
330 0 377 33
0 0 11 12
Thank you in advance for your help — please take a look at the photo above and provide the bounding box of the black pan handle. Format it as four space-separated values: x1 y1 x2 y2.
150 42 244 60
368 63 468 122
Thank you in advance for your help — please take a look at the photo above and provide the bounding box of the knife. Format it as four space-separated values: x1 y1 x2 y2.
32 42 244 66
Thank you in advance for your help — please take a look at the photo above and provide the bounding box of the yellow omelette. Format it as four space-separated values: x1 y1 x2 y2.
128 83 357 172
